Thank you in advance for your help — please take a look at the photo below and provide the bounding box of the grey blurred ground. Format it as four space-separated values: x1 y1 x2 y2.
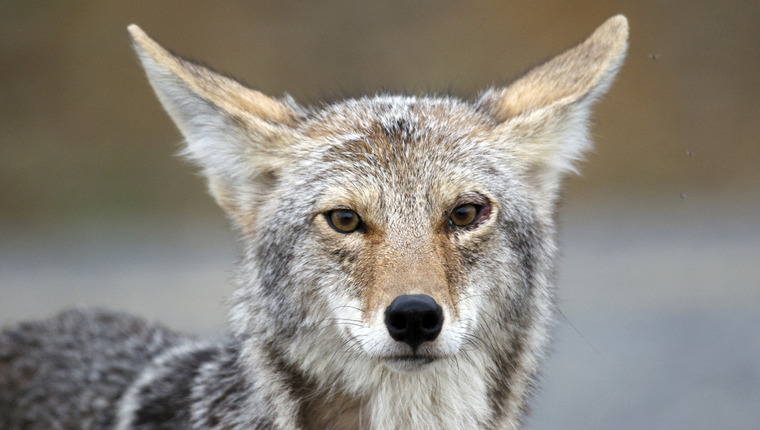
2 191 758 430
529 192 760 430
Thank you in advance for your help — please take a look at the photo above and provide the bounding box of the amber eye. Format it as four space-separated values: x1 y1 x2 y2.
327 209 362 233
450 204 479 227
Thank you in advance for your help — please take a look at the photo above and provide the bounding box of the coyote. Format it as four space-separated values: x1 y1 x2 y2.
0 16 627 429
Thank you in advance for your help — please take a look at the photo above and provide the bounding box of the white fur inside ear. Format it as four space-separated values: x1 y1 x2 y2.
138 61 259 212
129 26 302 229
495 93 602 217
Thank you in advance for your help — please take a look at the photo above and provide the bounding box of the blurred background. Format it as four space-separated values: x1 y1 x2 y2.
1 1 758 429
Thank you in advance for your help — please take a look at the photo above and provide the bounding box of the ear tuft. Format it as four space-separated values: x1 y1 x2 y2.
128 25 300 127
478 15 628 121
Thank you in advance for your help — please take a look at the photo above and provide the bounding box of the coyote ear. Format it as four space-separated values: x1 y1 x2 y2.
128 24 303 231
478 15 628 204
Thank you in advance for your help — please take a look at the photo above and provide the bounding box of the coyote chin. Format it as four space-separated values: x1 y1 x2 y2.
0 16 627 430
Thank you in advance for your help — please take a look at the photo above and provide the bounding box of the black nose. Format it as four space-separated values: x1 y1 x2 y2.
384 294 444 350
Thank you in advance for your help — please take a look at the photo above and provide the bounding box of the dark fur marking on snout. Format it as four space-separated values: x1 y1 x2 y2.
330 247 357 266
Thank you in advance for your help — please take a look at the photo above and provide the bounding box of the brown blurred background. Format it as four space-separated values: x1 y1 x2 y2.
1 1 759 429
1 0 758 223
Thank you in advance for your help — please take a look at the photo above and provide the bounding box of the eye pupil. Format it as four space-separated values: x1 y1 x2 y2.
328 209 361 233
450 204 478 227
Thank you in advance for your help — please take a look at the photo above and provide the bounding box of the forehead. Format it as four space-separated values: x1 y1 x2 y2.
303 95 496 174
304 94 493 139
295 95 504 210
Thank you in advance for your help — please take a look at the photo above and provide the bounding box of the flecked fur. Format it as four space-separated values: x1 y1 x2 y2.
0 16 628 430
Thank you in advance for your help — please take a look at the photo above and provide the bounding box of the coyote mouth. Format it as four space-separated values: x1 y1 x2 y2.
387 355 437 364
384 354 439 372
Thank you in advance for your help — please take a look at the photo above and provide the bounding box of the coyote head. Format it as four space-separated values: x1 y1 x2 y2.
129 15 626 414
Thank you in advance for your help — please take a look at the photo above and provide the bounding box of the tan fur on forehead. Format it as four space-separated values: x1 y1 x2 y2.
315 183 382 218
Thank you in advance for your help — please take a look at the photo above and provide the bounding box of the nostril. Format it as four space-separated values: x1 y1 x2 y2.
421 312 440 331
387 313 408 331
384 294 444 350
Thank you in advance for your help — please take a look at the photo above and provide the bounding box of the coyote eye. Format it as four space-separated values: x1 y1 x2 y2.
450 204 479 227
327 209 362 233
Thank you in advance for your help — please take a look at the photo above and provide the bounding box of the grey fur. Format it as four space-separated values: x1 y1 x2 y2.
1 16 628 429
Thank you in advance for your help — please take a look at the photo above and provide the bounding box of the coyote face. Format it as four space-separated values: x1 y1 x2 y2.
266 96 546 374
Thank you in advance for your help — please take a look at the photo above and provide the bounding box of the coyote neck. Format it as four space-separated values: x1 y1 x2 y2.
296 356 529 430
240 338 534 430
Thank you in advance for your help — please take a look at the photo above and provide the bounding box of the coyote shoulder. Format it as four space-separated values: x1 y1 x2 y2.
0 15 628 430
